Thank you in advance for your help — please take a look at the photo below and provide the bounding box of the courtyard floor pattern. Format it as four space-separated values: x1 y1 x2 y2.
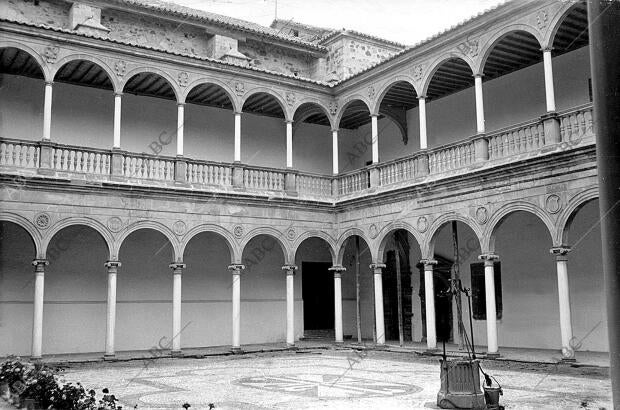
58 350 611 410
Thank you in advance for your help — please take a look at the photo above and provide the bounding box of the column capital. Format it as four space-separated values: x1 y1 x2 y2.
478 254 499 261
228 264 245 274
104 260 122 269
331 128 339 133
234 111 242 116
169 262 186 271
177 102 186 108
370 113 379 119
473 73 484 79
114 92 124 98
282 264 298 274
420 259 438 267
541 46 554 53
32 259 49 270
418 95 427 100
551 246 571 260
369 263 386 272
285 119 294 125
328 265 346 272
45 81 54 86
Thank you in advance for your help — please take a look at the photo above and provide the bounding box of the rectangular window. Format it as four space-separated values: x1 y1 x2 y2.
470 261 502 320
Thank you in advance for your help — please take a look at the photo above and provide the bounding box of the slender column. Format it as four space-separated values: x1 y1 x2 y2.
43 82 53 140
421 259 438 350
31 259 48 359
418 96 428 149
371 115 379 163
474 74 485 134
104 261 121 358
370 263 386 345
176 103 185 157
282 264 297 347
228 264 245 352
234 112 242 162
332 129 339 175
479 254 499 357
169 262 185 355
286 120 293 168
551 247 574 360
329 265 346 343
543 48 556 113
113 93 122 149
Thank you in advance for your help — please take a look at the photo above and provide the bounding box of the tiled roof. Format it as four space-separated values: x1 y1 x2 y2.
106 0 327 52
1 19 331 86
319 29 409 50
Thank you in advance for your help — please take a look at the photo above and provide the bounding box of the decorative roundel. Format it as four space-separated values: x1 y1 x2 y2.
369 224 379 239
476 206 489 225
107 217 123 233
173 220 187 236
545 194 562 214
34 213 51 230
286 227 297 241
417 216 428 233
233 225 244 239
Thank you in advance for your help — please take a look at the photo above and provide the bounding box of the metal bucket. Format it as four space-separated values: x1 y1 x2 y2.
483 386 503 409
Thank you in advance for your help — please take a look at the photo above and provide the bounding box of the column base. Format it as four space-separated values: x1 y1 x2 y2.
231 347 243 354
561 357 577 363
171 350 183 358
103 354 116 361
30 356 42 361
485 352 500 359
423 348 438 355
334 340 344 345
374 343 387 350
286 343 298 350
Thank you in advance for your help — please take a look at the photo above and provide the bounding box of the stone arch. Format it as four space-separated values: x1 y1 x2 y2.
180 224 239 264
371 76 419 115
239 227 291 265
240 88 290 121
292 230 337 265
0 42 50 81
334 95 372 129
376 221 423 260
544 1 587 49
335 228 373 265
121 67 181 102
114 220 181 262
423 213 483 259
483 201 555 253
182 77 239 111
42 217 114 260
421 55 476 96
476 25 544 76
51 54 119 92
0 212 43 258
556 187 599 246
292 100 335 130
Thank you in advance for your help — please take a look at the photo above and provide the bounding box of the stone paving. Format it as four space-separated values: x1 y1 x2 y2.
56 349 611 410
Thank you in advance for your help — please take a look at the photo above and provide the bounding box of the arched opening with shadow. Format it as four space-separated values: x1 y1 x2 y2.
428 221 481 347
295 236 335 339
117 228 175 352
0 221 37 355
184 83 235 163
338 235 373 342
182 231 235 349
122 72 177 156
240 234 287 344
0 47 45 142
376 81 418 161
562 198 607 352
292 103 332 174
490 211 557 350
43 225 109 354
379 229 422 343
425 57 475 147
241 92 286 168
53 59 115 148
337 100 372 173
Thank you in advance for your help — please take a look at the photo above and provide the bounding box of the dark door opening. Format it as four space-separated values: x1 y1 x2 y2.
383 249 413 341
418 255 454 343
302 261 334 330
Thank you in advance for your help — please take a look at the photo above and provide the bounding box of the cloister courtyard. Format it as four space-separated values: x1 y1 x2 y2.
27 346 611 410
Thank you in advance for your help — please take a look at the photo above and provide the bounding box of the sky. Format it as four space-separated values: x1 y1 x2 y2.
168 0 507 45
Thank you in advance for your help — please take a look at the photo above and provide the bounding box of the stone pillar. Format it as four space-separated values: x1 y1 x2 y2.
421 259 438 351
282 265 297 347
542 113 562 145
474 75 485 134
329 265 346 344
370 263 386 345
31 259 48 359
418 96 428 150
111 149 125 177
371 114 379 164
228 264 245 352
113 93 122 149
479 254 499 357
551 247 575 361
174 156 187 183
176 103 185 157
543 48 556 113
474 136 489 163
170 262 185 355
104 261 121 359
286 120 293 169
234 112 242 162
43 82 53 140
332 129 339 175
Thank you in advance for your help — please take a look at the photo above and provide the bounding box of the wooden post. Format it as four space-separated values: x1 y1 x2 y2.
451 221 464 349
355 236 362 344
396 244 404 347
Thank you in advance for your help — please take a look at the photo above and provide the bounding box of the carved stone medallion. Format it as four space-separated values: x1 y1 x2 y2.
34 213 51 230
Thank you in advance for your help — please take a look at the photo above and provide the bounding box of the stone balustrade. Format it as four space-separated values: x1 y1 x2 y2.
0 104 594 202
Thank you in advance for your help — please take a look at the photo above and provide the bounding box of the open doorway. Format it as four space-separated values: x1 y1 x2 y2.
302 262 334 336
